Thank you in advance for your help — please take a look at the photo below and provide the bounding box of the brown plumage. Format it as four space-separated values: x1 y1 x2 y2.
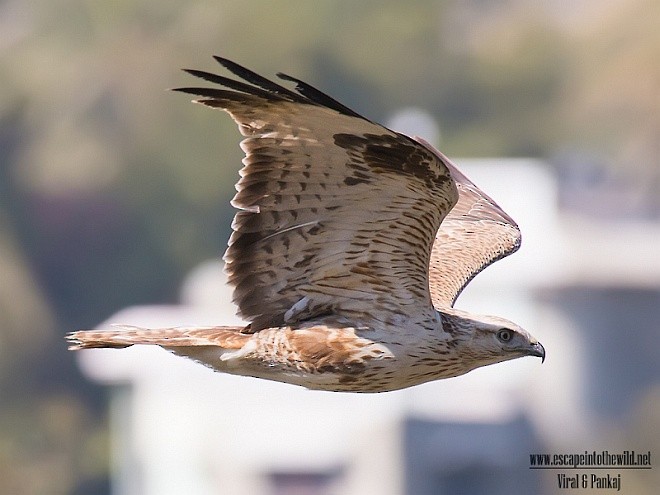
67 57 544 392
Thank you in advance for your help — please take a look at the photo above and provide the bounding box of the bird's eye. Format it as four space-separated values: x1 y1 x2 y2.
497 329 512 342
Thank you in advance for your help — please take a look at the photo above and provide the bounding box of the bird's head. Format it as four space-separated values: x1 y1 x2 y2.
442 310 545 372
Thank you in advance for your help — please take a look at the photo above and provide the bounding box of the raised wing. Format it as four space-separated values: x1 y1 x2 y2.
174 57 458 331
415 138 521 308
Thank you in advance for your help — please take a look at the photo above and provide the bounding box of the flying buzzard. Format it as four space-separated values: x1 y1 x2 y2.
68 56 544 392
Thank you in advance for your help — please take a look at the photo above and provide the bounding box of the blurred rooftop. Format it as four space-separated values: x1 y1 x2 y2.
77 159 660 494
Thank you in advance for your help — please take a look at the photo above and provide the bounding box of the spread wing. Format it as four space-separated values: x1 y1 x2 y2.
415 138 521 308
174 57 458 332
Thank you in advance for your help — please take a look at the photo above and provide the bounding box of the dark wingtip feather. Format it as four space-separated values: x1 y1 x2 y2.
171 86 221 97
212 56 305 102
180 68 280 99
276 72 366 119
173 56 369 120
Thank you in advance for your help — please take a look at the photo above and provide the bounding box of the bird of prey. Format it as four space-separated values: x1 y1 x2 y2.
68 56 544 392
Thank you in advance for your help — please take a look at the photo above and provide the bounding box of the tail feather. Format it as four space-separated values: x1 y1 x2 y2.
66 324 249 350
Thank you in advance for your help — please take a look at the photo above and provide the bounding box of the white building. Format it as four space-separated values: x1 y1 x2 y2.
77 159 660 495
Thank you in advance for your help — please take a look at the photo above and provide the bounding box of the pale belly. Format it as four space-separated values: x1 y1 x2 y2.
170 330 466 393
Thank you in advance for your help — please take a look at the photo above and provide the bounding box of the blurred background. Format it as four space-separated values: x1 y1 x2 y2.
1 0 659 494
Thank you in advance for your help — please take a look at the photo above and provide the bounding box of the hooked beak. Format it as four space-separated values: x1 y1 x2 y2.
528 341 546 363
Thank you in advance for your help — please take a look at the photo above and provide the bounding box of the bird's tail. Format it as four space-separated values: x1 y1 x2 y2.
66 324 249 350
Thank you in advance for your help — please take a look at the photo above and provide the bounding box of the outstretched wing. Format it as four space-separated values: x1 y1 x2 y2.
174 57 458 332
415 139 521 308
